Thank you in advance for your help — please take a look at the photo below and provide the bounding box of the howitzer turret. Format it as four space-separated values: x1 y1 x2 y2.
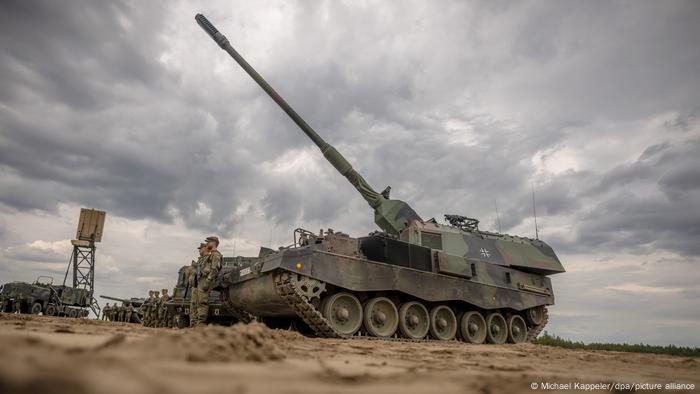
195 14 420 236
196 14 564 344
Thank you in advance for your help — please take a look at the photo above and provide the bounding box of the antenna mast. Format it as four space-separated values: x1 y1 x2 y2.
494 200 502 233
531 183 539 240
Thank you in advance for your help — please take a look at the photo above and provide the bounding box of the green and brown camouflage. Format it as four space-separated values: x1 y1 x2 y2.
196 13 564 343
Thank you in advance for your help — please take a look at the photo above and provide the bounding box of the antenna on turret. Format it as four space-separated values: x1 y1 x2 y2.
494 200 502 233
531 183 539 240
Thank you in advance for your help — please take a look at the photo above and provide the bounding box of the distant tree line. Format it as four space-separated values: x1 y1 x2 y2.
535 331 700 358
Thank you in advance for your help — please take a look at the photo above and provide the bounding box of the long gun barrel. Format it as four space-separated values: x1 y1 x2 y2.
195 14 421 235
100 295 127 303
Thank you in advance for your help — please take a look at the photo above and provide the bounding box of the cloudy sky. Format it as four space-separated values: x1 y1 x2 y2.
1 1 699 346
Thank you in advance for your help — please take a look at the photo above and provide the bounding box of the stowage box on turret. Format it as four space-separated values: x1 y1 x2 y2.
196 14 565 343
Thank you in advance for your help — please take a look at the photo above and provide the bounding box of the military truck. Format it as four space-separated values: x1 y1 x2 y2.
196 14 565 343
167 255 264 328
0 276 91 318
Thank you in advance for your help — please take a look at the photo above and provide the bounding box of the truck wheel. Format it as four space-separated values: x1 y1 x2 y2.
31 302 43 315
44 305 57 316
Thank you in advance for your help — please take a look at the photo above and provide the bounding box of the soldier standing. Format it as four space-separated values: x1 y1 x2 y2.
151 291 160 326
192 236 222 327
160 288 172 328
143 290 153 327
155 290 165 327
102 303 111 321
189 243 209 327
125 302 134 323
117 303 126 322
14 293 23 314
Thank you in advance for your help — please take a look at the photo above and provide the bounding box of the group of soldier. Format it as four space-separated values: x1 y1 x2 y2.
101 301 135 323
99 235 222 328
142 288 172 327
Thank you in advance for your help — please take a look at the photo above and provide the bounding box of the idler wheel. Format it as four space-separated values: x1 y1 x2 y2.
485 312 508 344
429 305 457 341
31 302 42 315
508 315 528 343
398 301 430 340
526 306 545 326
321 292 362 336
459 311 487 344
363 297 398 338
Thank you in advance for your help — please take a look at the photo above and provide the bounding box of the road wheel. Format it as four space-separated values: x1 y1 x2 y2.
460 311 487 344
68 309 78 318
429 305 457 341
485 312 508 344
31 302 42 315
398 301 430 339
526 306 545 326
44 305 56 316
363 297 398 338
508 315 528 343
321 292 363 336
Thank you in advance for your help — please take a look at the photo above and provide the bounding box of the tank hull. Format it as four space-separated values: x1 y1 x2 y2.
219 241 554 317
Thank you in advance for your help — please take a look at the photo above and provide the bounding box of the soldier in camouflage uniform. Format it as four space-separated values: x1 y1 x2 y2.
192 236 222 327
143 290 154 327
189 243 209 327
14 294 22 314
102 303 110 321
151 291 160 326
160 288 173 328
117 304 124 322
155 290 165 327
125 302 134 323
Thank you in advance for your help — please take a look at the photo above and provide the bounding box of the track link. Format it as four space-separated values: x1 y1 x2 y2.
274 272 342 338
527 306 549 342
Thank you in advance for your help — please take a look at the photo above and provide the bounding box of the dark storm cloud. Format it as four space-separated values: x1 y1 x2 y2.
1 0 700 255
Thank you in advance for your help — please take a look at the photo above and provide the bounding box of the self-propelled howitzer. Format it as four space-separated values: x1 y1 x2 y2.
196 13 564 343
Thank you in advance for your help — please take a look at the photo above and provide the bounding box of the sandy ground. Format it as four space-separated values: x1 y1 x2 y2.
0 313 697 394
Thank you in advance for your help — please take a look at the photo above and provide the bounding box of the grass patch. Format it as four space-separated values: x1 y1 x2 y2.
535 331 700 357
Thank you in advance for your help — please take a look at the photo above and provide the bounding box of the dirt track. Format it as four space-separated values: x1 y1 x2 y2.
0 313 697 394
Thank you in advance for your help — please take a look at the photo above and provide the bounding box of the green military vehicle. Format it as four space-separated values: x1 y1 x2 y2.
0 276 91 318
196 14 565 343
167 256 263 328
